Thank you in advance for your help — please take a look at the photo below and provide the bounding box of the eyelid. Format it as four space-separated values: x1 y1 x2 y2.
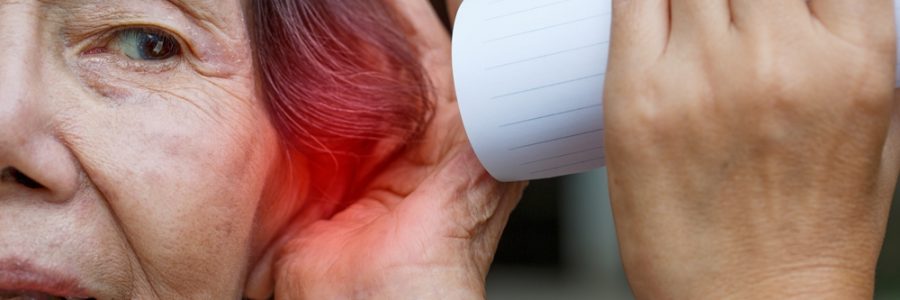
72 25 187 75
74 23 195 61
65 12 245 79
116 25 187 52
111 27 182 60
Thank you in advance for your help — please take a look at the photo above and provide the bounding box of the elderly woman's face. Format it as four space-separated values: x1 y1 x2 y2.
0 0 282 298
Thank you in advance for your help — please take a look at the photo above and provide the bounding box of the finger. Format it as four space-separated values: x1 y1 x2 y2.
447 0 462 26
809 0 895 44
609 0 669 65
384 0 461 163
385 0 450 52
384 0 454 104
730 0 809 30
402 146 526 239
670 0 731 38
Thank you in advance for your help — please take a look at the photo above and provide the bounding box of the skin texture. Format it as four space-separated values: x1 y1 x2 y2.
0 0 299 298
604 0 900 299
257 0 528 299
1 0 522 298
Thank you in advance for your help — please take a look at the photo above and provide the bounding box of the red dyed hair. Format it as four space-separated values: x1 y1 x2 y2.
251 1 433 217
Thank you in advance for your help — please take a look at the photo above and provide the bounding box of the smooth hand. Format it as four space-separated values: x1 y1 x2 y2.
605 0 900 299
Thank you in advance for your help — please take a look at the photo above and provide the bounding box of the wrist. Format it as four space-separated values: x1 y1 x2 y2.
616 219 882 300
627 259 875 299
283 264 485 300
365 265 486 300
713 264 874 300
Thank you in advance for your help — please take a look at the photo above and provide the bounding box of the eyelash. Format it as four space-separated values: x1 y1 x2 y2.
116 27 182 60
81 26 185 71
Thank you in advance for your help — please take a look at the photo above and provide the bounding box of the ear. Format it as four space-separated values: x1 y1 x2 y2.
244 150 313 299
245 196 329 300
244 240 276 299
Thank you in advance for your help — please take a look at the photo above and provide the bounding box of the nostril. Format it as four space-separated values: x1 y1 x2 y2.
1 167 45 189
12 169 43 189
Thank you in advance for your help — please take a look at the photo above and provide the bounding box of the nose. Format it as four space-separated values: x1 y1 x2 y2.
0 2 79 203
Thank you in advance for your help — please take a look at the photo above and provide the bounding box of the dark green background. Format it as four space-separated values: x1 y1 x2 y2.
489 176 900 299
877 186 900 298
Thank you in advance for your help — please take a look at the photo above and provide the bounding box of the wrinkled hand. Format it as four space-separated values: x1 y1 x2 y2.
604 1 900 299
264 1 526 299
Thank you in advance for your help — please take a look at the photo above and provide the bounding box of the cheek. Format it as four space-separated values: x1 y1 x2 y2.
67 80 279 296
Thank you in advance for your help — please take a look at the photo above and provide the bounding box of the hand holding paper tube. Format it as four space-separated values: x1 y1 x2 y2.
452 0 900 181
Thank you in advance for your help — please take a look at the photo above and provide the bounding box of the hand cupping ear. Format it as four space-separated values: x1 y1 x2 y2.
265 1 527 299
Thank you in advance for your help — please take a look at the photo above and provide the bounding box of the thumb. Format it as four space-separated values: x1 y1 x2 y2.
400 145 527 273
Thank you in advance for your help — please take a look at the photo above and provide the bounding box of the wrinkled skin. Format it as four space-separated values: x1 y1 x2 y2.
0 0 525 299
253 1 528 299
0 0 298 299
604 0 900 299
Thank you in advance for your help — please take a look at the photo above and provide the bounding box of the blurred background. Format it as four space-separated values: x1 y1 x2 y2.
485 169 900 299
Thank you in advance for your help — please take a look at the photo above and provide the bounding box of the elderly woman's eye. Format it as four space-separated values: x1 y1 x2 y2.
113 28 181 61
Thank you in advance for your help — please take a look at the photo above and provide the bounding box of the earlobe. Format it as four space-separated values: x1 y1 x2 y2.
244 246 276 299
244 149 312 300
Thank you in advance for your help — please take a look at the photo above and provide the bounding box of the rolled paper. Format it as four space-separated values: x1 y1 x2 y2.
452 0 900 182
